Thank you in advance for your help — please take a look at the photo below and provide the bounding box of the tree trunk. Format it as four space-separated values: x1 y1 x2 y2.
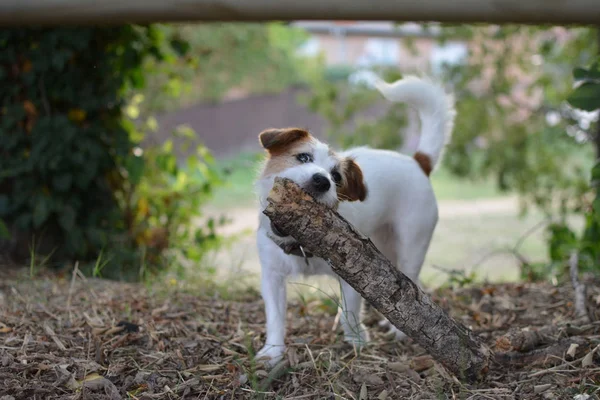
263 177 490 383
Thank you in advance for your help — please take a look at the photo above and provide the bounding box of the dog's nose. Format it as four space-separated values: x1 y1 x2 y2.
311 173 331 193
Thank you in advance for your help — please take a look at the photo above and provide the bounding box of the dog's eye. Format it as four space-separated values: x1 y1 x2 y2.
296 153 313 163
331 170 342 184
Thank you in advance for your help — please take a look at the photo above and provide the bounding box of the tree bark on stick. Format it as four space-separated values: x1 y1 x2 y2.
263 178 490 383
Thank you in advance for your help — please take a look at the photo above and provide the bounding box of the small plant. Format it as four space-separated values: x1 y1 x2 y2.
546 59 600 275
104 118 224 279
91 249 111 278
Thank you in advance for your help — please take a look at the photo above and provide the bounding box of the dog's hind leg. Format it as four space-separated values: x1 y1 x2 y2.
385 212 437 341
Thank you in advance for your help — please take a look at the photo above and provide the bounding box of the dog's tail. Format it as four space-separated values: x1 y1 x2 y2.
374 75 455 176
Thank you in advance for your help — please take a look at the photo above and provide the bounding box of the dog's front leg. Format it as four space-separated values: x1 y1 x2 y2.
339 279 369 347
256 270 287 366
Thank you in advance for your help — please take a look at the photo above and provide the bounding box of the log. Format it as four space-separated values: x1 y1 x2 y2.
1 0 600 26
263 177 490 383
494 336 592 368
495 319 594 353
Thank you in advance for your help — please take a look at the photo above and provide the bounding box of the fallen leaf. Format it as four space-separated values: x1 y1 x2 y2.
0 322 11 334
581 345 598 368
23 101 36 116
387 362 409 373
406 368 421 382
534 384 552 394
359 382 368 400
410 355 434 372
567 343 579 360
353 370 384 386
378 390 388 400
495 336 512 352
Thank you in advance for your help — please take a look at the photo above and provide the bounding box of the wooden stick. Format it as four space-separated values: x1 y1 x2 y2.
263 178 490 383
1 0 600 26
495 319 593 353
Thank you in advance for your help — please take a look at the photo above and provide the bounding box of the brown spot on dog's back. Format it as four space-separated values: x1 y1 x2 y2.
338 158 367 202
259 128 310 156
414 151 432 177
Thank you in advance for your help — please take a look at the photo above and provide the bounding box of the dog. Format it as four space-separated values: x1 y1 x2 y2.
254 76 455 365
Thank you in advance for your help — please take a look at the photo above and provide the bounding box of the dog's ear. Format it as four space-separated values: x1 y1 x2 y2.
259 128 310 154
338 158 367 202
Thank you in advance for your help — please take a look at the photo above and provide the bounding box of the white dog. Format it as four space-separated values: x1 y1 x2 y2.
254 76 455 365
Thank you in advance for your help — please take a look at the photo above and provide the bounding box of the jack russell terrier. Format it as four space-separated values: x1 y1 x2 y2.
254 76 455 365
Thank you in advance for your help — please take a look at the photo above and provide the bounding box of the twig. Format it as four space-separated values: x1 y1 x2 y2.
43 323 67 351
471 218 549 271
569 251 588 321
66 261 79 323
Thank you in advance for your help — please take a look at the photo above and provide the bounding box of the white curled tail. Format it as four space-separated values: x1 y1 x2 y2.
374 75 455 176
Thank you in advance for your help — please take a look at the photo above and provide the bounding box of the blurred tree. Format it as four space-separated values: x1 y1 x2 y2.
437 26 599 276
302 67 408 150
138 23 311 115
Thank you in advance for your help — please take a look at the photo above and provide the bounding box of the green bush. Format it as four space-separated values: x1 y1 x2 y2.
0 27 222 280
547 59 600 275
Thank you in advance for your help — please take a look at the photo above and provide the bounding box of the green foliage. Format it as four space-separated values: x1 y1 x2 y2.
0 26 223 280
302 68 407 149
569 61 600 111
138 23 311 116
107 119 224 279
545 58 600 275
0 27 158 261
439 27 600 278
323 65 355 82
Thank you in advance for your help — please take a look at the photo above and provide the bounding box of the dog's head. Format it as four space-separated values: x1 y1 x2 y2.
256 127 367 210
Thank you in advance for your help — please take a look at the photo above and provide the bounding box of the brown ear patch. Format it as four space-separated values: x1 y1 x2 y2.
259 128 310 155
338 158 367 202
414 151 432 177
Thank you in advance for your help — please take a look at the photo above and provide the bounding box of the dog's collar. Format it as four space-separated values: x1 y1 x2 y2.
268 222 313 265
278 241 313 260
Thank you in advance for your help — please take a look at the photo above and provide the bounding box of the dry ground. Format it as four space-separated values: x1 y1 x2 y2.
2 268 600 400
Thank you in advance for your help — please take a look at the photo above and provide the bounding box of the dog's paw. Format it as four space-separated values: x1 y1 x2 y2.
378 319 410 341
387 326 409 341
343 324 370 347
379 319 410 341
256 345 285 367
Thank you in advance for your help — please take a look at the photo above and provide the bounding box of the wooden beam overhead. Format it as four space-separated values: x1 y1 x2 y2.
0 0 598 26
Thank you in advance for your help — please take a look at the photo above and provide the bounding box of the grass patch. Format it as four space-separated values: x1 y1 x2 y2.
430 167 504 201
209 152 264 209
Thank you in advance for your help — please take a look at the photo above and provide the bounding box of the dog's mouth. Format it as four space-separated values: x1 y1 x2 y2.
300 184 340 209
